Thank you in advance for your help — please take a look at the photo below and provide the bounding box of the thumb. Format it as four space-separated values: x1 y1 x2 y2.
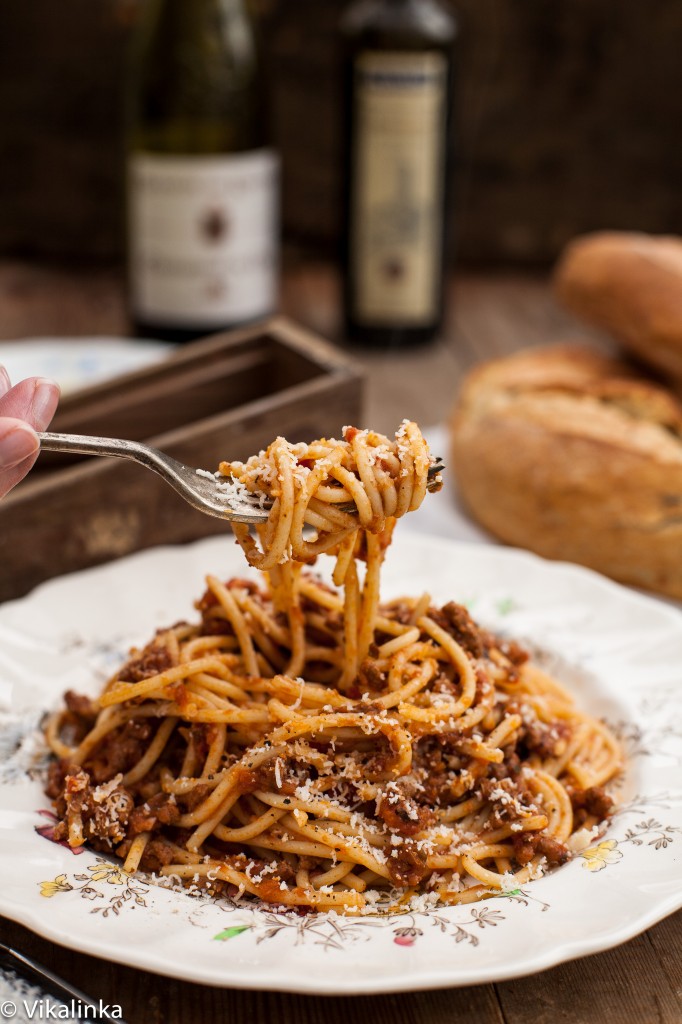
0 419 40 497
0 419 39 468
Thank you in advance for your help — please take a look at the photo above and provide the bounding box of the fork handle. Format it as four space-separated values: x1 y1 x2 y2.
38 430 184 493
38 431 147 460
37 431 174 483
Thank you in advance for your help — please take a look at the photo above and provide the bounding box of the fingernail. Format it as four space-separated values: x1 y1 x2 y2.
31 378 60 428
0 423 39 469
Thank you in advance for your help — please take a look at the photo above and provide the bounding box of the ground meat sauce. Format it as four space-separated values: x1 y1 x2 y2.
569 784 614 822
136 836 178 873
43 588 616 903
504 698 572 760
387 838 428 887
430 602 486 659
50 765 134 847
63 691 98 719
512 831 569 867
116 643 174 683
50 692 99 748
181 782 212 812
522 718 571 759
127 792 181 835
45 759 71 801
426 602 529 682
357 657 386 691
488 749 522 782
376 782 435 836
198 614 235 636
478 775 538 829
196 588 232 634
234 762 298 797
87 718 156 783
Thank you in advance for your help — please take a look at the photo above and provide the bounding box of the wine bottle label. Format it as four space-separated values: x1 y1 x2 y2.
129 151 278 327
351 51 447 326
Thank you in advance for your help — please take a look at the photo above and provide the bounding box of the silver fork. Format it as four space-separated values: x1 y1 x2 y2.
1 940 127 1023
38 431 444 525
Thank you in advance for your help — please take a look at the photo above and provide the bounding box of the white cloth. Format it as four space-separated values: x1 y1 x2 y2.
0 969 77 1023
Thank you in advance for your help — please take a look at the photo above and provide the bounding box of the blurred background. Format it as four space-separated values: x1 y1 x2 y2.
1 0 680 273
1 0 679 598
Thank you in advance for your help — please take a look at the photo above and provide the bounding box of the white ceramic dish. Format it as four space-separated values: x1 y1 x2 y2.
0 534 680 994
0 338 172 395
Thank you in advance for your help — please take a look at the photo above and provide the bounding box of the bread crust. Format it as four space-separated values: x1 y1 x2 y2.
554 231 682 379
451 343 682 598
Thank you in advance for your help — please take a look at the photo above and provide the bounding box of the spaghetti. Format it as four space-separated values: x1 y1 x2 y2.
45 422 621 913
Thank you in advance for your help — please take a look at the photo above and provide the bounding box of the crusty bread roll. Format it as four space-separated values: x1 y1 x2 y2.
451 343 682 598
554 231 682 380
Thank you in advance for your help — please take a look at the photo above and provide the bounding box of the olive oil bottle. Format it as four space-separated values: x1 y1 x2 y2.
340 0 456 347
127 0 278 342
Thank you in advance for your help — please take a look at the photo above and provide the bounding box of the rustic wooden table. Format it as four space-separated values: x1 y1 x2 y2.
1 263 680 1023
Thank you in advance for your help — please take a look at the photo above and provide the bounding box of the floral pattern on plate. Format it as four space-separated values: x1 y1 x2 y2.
0 534 681 994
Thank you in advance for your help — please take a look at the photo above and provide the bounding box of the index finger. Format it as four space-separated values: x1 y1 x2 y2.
0 365 10 399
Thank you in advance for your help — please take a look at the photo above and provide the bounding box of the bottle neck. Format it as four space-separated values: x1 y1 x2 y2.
342 0 455 45
167 0 247 11
159 0 250 32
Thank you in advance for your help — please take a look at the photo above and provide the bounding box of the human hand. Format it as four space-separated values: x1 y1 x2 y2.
0 366 60 498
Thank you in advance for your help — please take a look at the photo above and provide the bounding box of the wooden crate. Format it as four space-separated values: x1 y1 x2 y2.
0 317 364 601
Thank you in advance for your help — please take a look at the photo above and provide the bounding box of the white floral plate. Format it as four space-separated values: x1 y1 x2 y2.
0 338 173 395
0 534 681 995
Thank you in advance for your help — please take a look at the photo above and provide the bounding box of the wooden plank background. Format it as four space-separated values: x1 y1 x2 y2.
0 0 680 265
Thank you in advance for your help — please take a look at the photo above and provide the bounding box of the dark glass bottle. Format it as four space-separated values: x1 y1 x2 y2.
340 0 456 347
127 0 278 342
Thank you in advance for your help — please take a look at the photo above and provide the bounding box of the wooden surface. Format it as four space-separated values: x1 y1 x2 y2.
1 263 680 1023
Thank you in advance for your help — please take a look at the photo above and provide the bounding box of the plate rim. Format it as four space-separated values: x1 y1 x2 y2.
1 533 681 994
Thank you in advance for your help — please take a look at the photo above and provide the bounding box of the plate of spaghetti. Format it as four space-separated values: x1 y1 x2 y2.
0 422 681 994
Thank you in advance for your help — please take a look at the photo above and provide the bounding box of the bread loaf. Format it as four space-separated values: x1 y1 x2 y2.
554 231 682 379
451 343 682 598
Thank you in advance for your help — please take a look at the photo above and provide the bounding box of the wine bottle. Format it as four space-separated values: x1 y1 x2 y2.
127 0 278 342
340 0 456 347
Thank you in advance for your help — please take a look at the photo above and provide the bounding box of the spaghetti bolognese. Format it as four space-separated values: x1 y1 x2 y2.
45 423 621 912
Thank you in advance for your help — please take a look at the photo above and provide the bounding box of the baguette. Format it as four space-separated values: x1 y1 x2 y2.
451 343 682 598
554 231 682 379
